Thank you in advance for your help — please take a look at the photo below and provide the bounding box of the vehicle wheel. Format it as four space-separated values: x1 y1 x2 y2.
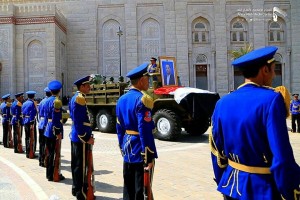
153 109 181 141
88 109 96 131
186 117 210 135
96 110 116 133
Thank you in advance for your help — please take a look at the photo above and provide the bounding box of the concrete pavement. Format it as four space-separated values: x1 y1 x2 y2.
0 119 299 200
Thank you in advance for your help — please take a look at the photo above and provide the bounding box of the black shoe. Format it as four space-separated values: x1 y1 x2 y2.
48 178 53 182
72 189 77 197
76 192 85 200
59 174 65 181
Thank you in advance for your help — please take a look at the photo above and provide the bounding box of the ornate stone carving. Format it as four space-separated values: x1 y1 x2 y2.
141 19 160 62
29 42 43 59
27 40 45 94
0 29 9 59
103 41 118 57
104 60 119 77
102 20 120 77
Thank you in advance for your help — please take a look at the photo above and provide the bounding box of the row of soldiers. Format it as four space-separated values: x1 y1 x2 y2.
0 91 39 156
0 81 65 181
0 76 95 200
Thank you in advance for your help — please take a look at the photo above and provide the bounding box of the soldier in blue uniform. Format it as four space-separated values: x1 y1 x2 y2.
148 57 159 84
0 94 12 148
290 93 300 133
69 75 94 199
44 80 65 182
22 91 38 158
210 46 300 200
38 87 51 167
11 92 24 153
148 57 157 73
116 63 158 200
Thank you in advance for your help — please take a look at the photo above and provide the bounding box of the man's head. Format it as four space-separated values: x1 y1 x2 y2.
232 46 278 86
74 75 91 94
15 92 24 102
44 87 52 97
150 57 157 65
48 80 62 96
2 94 11 103
165 64 171 75
26 91 36 99
293 94 299 100
126 63 150 91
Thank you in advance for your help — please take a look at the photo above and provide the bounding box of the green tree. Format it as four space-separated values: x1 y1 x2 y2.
229 43 253 60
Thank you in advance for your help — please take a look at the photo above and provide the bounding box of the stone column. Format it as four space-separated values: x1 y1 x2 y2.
124 2 138 72
290 0 300 93
214 0 228 95
174 1 189 86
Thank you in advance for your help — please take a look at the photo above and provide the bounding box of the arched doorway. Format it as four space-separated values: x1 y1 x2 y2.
195 54 208 89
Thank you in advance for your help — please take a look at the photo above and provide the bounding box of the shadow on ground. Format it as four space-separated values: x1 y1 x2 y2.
96 181 123 194
156 130 209 144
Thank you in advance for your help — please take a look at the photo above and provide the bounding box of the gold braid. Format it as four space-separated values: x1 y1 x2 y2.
209 130 227 168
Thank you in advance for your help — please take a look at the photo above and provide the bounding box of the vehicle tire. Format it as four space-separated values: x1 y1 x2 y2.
153 109 181 141
88 109 97 131
96 110 116 133
186 117 210 135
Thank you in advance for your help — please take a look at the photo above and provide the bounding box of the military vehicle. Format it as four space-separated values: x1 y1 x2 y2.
84 64 219 141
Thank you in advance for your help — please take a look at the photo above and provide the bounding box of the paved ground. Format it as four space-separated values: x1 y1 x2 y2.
0 119 299 200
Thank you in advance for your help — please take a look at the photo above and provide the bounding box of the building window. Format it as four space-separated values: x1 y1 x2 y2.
192 22 209 43
230 20 247 42
269 21 284 42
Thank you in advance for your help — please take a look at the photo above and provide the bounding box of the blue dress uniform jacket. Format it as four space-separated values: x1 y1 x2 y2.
290 99 300 115
22 99 37 125
0 102 11 123
148 63 157 73
38 97 48 130
69 91 92 143
116 88 158 163
44 96 63 139
11 100 23 125
210 83 300 200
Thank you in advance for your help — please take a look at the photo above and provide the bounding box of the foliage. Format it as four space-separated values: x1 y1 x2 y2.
90 74 104 84
229 43 253 60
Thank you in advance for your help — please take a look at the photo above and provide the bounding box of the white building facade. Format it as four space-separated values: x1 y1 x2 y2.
0 0 299 98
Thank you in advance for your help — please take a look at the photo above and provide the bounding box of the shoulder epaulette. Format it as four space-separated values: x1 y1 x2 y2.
53 98 62 109
274 86 290 118
141 91 153 109
76 93 86 106
17 101 22 107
